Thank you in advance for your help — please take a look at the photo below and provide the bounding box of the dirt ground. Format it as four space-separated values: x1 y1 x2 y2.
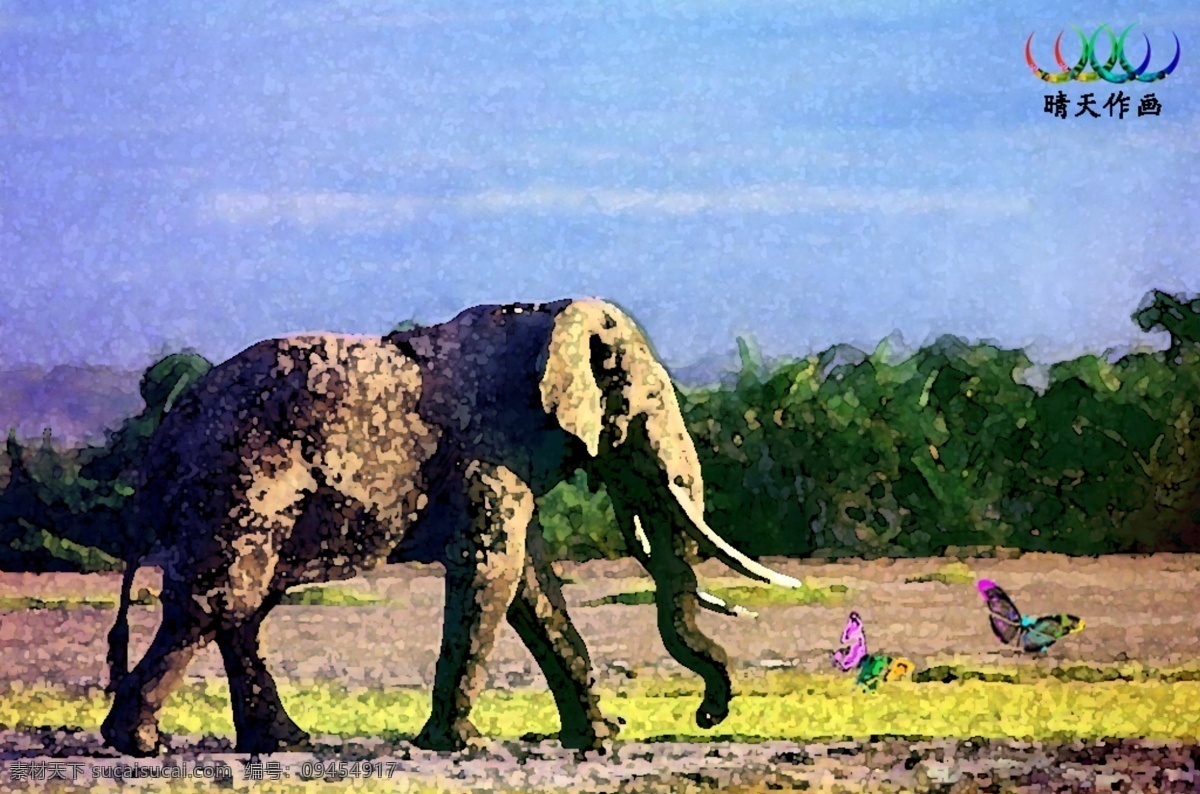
1 553 1199 792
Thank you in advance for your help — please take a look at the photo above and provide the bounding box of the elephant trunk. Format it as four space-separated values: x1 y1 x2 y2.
633 516 757 617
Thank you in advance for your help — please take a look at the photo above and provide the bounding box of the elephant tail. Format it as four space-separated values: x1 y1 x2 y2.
105 555 141 694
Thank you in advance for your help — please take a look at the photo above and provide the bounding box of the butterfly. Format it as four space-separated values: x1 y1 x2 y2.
977 579 1084 653
831 611 914 691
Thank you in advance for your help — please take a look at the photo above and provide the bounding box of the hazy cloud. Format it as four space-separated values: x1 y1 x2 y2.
205 184 1032 229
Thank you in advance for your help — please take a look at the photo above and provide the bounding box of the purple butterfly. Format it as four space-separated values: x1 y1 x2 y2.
977 579 1084 653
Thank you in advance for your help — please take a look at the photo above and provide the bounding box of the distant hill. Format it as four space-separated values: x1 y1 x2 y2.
669 351 742 388
0 365 144 446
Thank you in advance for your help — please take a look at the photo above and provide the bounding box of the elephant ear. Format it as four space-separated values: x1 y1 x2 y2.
541 299 698 473
540 303 605 457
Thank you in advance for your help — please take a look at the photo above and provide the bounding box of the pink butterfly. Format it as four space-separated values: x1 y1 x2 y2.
832 611 869 672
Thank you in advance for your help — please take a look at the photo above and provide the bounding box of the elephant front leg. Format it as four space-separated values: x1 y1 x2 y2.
416 462 531 752
505 530 617 749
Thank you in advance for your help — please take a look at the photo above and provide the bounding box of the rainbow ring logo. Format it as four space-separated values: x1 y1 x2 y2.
1025 24 1181 83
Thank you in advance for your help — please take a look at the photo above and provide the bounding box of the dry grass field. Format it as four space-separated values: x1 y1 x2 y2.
0 553 1198 792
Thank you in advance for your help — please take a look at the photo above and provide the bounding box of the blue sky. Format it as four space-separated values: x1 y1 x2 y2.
2 0 1198 374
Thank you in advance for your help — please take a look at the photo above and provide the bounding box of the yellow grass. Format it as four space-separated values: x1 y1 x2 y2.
3 667 1199 744
581 580 849 608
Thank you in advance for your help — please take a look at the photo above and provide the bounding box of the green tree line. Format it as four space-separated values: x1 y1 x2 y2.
3 291 1199 571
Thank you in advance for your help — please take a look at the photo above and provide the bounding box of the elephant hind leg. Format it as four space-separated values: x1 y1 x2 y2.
214 591 308 754
416 461 532 752
506 530 616 749
101 582 216 756
608 492 733 730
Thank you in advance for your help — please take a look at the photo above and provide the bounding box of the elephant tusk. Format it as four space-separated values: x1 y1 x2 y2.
632 515 653 556
697 589 758 618
668 482 803 589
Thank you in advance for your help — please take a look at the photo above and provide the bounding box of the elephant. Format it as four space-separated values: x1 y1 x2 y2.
100 298 801 757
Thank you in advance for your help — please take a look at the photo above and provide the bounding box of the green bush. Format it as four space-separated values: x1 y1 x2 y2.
537 470 626 561
682 308 1200 558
